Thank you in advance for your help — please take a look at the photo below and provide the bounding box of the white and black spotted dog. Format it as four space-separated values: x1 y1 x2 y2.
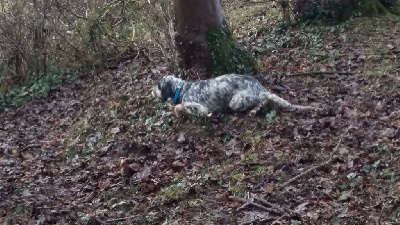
152 74 319 118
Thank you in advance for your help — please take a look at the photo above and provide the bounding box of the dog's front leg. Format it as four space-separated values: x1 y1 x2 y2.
181 102 210 117
173 104 184 118
171 104 185 126
170 102 211 125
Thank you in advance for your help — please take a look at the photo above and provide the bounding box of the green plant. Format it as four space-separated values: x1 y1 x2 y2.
229 184 247 196
144 103 173 132
347 172 361 188
197 165 222 182
228 171 247 196
0 66 77 112
296 0 396 23
243 153 258 162
63 146 79 160
362 160 381 173
291 220 302 225
14 205 23 214
266 110 276 125
159 179 188 203
221 131 233 143
63 145 92 160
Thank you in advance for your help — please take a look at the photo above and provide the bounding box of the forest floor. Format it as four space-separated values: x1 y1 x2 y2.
1 2 400 225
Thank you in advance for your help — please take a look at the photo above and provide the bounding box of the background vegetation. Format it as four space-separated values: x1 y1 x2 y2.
0 0 177 99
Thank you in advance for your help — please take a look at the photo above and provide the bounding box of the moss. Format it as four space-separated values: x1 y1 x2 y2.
387 0 400 15
206 26 257 77
297 0 398 23
388 7 400 15
340 0 389 21
159 179 188 203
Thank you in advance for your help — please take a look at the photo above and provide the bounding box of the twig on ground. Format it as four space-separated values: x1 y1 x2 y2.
278 138 342 189
229 196 282 215
105 215 137 223
251 193 280 209
35 206 70 211
285 71 354 77
270 213 288 225
238 161 268 167
242 0 269 4
21 144 41 151
237 202 250 211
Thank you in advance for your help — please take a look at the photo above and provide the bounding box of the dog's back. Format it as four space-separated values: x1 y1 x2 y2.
182 74 266 112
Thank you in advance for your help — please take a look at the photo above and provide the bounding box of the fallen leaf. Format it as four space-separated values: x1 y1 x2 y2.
295 201 309 212
177 132 186 143
111 127 120 134
379 128 396 138
264 184 276 194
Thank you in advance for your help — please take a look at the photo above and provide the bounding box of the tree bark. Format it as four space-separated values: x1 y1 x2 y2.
174 0 256 78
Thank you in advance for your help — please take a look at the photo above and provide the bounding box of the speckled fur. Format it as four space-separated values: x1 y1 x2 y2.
153 74 318 117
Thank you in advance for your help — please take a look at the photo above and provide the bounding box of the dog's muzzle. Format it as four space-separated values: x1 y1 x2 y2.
152 86 161 98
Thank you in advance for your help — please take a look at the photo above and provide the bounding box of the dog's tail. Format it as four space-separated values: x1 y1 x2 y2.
263 92 321 112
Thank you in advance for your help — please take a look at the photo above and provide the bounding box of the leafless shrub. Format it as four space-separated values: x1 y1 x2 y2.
0 0 177 91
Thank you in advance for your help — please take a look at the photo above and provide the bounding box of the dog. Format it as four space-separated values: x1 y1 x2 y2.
152 74 319 118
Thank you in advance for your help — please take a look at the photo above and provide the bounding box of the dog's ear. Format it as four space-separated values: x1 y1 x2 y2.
160 79 173 102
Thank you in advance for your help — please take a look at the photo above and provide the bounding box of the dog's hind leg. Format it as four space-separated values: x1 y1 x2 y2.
249 93 270 116
229 91 260 112
250 92 317 116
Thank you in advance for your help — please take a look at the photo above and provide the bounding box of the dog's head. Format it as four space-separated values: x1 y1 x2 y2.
152 75 183 103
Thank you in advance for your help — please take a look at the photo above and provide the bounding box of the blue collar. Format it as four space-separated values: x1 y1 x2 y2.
173 82 184 104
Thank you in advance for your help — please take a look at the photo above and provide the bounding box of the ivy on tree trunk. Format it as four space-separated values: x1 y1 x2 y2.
174 0 257 78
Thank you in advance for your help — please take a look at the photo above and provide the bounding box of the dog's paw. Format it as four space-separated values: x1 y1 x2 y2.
174 104 184 118
167 103 175 111
151 86 161 98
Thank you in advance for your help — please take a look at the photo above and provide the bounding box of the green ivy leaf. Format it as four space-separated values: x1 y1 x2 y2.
291 220 302 225
266 110 276 125
119 95 129 102
14 205 23 214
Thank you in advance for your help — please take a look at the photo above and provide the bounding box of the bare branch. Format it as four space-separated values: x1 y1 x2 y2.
285 71 354 77
278 139 342 189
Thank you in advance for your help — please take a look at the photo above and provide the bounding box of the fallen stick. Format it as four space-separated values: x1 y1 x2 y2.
229 196 282 215
105 215 137 223
21 144 41 151
251 194 280 209
238 161 268 167
237 202 250 211
285 71 354 77
278 138 342 189
270 213 288 225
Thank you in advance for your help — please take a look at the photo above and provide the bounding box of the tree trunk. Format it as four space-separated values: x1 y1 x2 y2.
174 0 256 78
